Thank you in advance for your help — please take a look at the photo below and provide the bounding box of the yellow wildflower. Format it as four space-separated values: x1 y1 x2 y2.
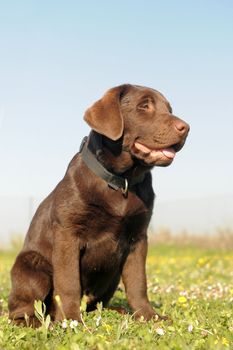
198 257 208 267
178 296 187 304
222 337 229 347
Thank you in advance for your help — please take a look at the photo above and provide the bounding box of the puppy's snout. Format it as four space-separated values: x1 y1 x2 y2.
174 120 190 136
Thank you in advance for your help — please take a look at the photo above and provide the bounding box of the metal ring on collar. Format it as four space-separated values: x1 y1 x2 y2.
121 178 128 198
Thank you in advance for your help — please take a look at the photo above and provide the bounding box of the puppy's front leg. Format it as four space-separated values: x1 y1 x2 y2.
52 227 81 322
122 237 157 320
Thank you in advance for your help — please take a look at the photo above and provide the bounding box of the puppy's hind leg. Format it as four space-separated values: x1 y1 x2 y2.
8 251 52 327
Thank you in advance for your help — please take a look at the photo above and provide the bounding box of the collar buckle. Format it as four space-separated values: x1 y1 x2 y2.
121 178 128 198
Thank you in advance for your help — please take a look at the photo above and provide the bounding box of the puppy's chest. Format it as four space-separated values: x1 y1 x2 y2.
80 235 122 273
79 205 150 271
77 189 152 271
79 192 151 239
80 220 141 273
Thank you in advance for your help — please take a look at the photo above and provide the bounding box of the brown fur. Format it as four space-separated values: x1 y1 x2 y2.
8 84 189 326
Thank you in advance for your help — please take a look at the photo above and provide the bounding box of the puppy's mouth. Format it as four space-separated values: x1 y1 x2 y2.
131 141 179 166
134 142 176 159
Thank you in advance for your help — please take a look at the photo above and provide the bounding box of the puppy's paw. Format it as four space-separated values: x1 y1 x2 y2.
133 307 168 322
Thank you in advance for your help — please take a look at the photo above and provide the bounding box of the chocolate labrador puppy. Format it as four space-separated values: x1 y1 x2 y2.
8 84 189 326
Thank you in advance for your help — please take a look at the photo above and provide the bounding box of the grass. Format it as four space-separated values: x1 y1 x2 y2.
0 245 233 349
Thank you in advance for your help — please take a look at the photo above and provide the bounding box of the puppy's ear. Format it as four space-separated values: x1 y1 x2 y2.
84 84 131 140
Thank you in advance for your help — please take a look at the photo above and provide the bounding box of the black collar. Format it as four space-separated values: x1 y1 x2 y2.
79 136 145 198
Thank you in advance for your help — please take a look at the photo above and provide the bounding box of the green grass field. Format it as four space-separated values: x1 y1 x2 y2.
0 245 233 349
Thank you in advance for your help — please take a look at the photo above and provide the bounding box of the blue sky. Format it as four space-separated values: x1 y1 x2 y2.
0 0 233 201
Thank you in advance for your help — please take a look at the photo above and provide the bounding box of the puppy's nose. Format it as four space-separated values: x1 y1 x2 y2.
174 120 190 136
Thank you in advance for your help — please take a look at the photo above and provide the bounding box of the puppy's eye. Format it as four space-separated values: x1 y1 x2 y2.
140 103 149 109
137 98 154 112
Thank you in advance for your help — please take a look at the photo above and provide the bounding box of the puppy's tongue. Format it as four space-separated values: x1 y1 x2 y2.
160 148 176 159
134 142 176 160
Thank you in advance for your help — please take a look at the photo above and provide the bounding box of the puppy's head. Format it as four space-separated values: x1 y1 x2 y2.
84 84 189 167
